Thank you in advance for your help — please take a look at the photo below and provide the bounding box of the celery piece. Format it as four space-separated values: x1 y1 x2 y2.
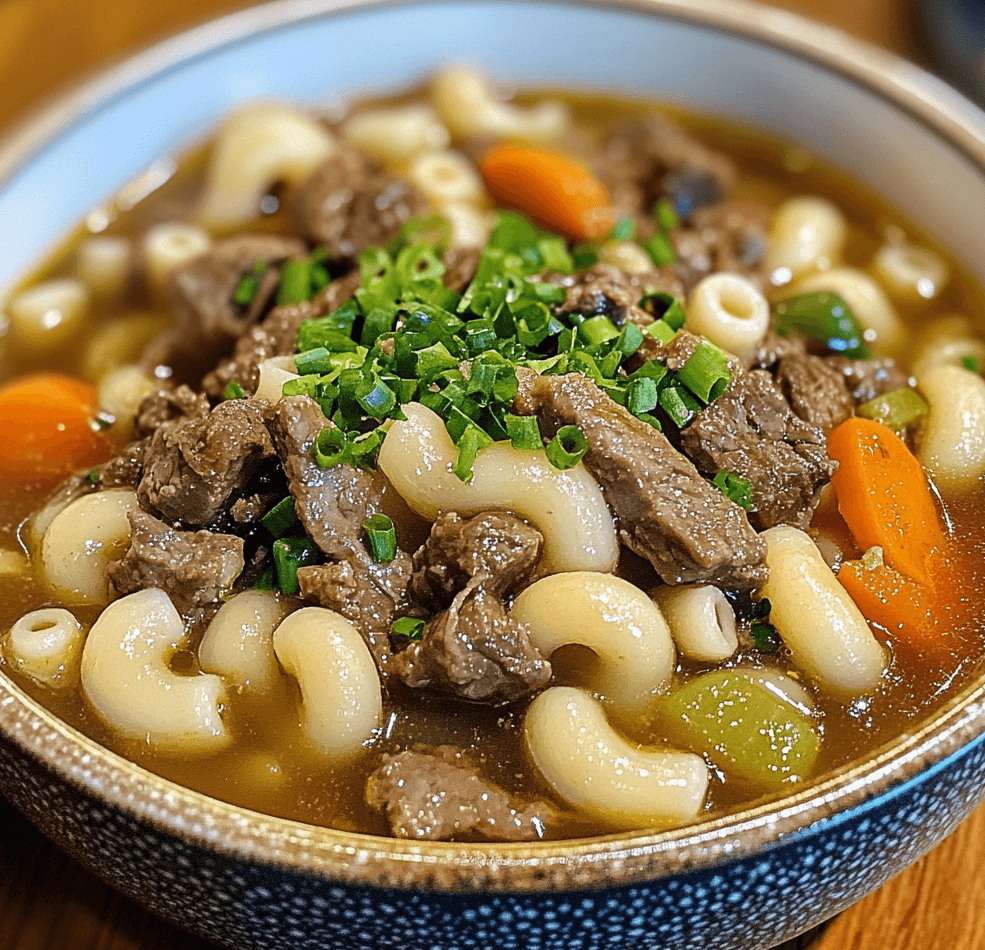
658 669 820 790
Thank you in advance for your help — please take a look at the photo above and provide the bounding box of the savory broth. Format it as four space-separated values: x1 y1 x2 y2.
2 76 984 841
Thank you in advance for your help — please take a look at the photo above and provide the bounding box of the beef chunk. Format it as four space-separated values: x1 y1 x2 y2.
269 395 414 668
515 369 767 590
93 439 148 489
366 746 548 841
408 511 542 610
292 148 427 262
202 270 361 398
134 385 209 438
680 366 836 530
672 200 771 292
109 509 244 615
165 234 305 357
393 511 549 704
392 585 549 704
826 355 910 405
558 262 683 326
752 331 853 432
138 398 275 527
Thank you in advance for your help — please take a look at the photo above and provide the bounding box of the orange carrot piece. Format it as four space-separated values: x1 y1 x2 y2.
827 417 946 587
838 558 938 646
479 144 612 241
0 372 112 481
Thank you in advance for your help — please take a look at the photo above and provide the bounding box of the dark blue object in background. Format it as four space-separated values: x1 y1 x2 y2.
918 0 985 102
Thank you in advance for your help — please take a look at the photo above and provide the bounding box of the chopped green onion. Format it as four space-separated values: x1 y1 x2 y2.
356 378 397 418
751 621 780 651
645 319 676 345
659 384 701 428
712 470 753 511
654 198 680 234
254 567 277 592
453 424 492 482
85 469 99 487
545 425 589 470
261 496 298 538
362 513 397 563
857 387 928 429
391 617 426 641
537 236 574 274
233 259 266 306
277 258 312 306
506 414 543 450
962 355 982 374
223 380 246 400
572 243 600 270
578 315 620 346
313 427 348 468
753 597 772 620
643 233 676 266
641 292 686 330
677 340 732 403
614 322 645 357
281 375 320 399
610 217 636 243
772 291 872 360
272 537 321 595
627 377 659 415
630 359 669 387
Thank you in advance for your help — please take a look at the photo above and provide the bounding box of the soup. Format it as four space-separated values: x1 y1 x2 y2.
1 68 983 841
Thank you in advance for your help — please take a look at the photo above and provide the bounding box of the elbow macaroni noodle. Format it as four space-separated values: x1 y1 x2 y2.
685 272 769 358
766 196 847 283
6 279 89 354
653 584 738 663
378 402 618 574
3 608 85 690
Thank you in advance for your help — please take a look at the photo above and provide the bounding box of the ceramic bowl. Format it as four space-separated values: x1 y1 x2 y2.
2 2 985 948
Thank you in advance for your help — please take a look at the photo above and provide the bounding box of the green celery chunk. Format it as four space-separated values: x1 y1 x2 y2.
658 670 820 790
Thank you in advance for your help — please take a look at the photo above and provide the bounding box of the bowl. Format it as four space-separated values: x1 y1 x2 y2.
2 1 985 948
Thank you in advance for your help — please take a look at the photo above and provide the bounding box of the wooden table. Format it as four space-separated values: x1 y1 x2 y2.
1 1 984 948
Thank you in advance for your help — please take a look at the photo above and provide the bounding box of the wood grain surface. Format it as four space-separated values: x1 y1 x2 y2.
1 1 982 949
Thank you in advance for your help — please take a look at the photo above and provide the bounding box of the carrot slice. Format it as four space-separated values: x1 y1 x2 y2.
0 372 112 481
838 558 937 647
827 417 946 587
479 144 612 241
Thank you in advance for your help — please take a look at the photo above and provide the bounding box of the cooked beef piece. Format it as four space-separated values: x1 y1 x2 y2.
826 354 911 405
599 113 737 219
672 200 771 292
751 331 853 432
679 366 837 530
291 148 427 262
409 511 543 610
138 398 275 527
367 746 549 841
202 270 361 398
165 234 305 356
109 509 244 615
392 584 550 704
556 261 683 326
515 369 767 590
266 395 379 559
269 395 414 669
442 247 481 293
134 385 209 438
93 438 149 489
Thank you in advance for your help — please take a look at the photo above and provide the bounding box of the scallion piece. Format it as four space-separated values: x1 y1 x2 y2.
614 322 645 358
659 384 701 428
627 377 659 415
223 380 246 400
362 513 397 563
313 427 348 468
654 198 680 233
537 236 574 274
772 291 872 360
281 374 321 399
272 537 320 595
712 470 753 511
277 258 313 306
857 387 929 429
751 621 780 651
579 315 620 346
452 424 492 482
391 617 426 641
610 217 636 243
641 292 686 330
645 319 676 345
254 566 277 592
356 378 397 418
644 233 676 266
85 469 99 487
233 259 265 306
261 496 299 538
962 355 982 374
506 414 542 450
545 425 589 470
677 340 732 403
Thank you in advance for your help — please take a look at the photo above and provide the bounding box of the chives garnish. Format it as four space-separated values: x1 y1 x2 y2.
961 355 982 374
223 380 246 399
233 259 265 306
277 258 313 306
645 319 676 345
641 292 686 330
85 469 99 487
355 378 397 418
643 233 675 267
578 315 621 346
627 377 659 415
453 425 491 482
659 384 701 428
712 470 754 511
751 621 780 651
654 198 680 233
272 537 321 595
610 217 636 242
313 427 349 468
772 291 872 360
261 496 299 538
676 340 732 403
506 414 543 450
362 513 397 563
391 617 426 641
545 425 589 470
857 387 928 430
254 566 277 592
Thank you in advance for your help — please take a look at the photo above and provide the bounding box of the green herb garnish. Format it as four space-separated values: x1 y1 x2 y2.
773 291 872 360
223 379 246 400
712 470 754 511
362 513 397 563
272 537 320 595
391 617 426 641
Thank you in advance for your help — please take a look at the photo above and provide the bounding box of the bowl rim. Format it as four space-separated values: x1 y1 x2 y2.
3 0 985 894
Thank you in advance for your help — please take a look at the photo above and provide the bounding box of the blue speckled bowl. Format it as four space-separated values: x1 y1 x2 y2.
3 2 985 948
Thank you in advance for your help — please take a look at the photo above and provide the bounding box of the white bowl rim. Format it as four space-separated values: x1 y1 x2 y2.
3 0 985 893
